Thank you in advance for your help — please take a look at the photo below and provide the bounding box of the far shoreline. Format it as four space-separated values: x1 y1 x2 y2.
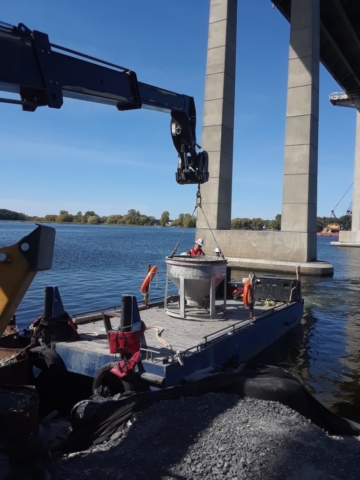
0 220 184 228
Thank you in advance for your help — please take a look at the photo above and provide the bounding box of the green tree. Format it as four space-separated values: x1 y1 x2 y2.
183 213 195 228
268 220 277 230
160 211 170 227
148 216 158 226
87 215 100 224
74 211 83 223
44 214 57 222
241 218 251 229
231 218 242 229
172 213 184 227
56 213 73 223
339 214 351 231
251 218 264 230
106 215 123 224
274 214 281 230
0 209 24 220
317 217 325 232
59 210 69 215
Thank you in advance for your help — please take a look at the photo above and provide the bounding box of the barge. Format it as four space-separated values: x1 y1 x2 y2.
63 290 303 390
0 225 303 397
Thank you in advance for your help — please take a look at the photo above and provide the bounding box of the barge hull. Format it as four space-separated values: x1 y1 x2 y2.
55 299 303 386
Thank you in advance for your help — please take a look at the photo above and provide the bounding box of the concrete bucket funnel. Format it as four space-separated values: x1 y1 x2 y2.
165 255 227 320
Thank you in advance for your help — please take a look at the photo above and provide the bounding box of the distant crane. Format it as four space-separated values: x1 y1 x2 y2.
328 183 353 232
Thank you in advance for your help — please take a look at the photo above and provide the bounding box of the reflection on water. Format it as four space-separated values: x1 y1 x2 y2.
233 238 360 422
1 225 360 421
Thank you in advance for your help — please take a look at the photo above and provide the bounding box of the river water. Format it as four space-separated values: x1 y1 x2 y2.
1 222 360 422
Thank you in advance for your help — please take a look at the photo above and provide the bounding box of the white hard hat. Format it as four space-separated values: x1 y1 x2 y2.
213 247 220 253
195 238 204 246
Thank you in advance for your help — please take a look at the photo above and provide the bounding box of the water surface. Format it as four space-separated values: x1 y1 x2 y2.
1 223 359 421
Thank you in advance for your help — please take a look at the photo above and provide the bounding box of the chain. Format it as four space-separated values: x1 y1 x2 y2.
169 199 198 257
170 184 224 258
196 185 225 259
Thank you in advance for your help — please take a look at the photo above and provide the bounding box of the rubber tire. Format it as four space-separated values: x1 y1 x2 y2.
92 362 134 397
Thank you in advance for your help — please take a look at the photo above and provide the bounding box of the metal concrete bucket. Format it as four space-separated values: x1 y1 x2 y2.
165 255 227 320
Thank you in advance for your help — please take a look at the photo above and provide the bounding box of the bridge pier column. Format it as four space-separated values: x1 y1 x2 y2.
196 0 237 231
352 111 360 233
281 0 320 261
336 110 360 245
195 0 332 274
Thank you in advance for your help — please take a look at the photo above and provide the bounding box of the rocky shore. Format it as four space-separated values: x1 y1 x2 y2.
55 393 360 480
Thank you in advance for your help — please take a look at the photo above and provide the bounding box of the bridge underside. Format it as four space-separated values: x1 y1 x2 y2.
272 0 360 95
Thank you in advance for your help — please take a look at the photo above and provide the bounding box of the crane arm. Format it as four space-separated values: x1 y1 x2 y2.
0 21 209 185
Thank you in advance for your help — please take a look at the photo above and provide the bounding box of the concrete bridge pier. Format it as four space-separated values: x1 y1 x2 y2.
331 110 360 247
281 0 319 262
197 0 333 275
197 0 236 231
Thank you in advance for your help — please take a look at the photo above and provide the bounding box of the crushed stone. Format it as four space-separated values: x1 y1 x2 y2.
56 393 360 480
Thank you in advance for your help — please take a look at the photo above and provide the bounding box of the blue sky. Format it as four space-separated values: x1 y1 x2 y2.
0 1 356 220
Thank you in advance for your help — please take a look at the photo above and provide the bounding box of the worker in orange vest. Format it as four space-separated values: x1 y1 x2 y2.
188 238 205 256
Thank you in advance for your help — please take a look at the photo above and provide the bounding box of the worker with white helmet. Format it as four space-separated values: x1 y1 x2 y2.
213 247 221 257
188 238 205 256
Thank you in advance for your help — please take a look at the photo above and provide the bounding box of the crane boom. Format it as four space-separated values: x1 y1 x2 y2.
0 21 209 185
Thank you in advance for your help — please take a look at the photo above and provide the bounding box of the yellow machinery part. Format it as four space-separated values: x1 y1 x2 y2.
0 225 55 338
0 241 36 337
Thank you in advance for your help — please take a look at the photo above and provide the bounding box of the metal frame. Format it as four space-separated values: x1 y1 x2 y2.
164 268 227 321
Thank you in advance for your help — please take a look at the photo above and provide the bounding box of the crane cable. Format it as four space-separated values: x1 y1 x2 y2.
195 185 225 259
169 184 224 258
333 183 353 212
168 201 198 257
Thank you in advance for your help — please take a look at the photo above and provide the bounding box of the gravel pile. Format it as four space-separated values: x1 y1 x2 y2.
57 393 360 480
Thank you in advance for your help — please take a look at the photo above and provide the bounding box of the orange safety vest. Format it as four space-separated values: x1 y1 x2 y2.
189 247 204 256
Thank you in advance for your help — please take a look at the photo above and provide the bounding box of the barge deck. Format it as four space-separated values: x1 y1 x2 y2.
56 297 303 387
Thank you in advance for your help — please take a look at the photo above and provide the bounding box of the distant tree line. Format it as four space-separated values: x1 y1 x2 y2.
3 207 349 231
0 208 194 227
231 214 352 232
0 209 27 221
231 214 282 231
41 209 160 226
